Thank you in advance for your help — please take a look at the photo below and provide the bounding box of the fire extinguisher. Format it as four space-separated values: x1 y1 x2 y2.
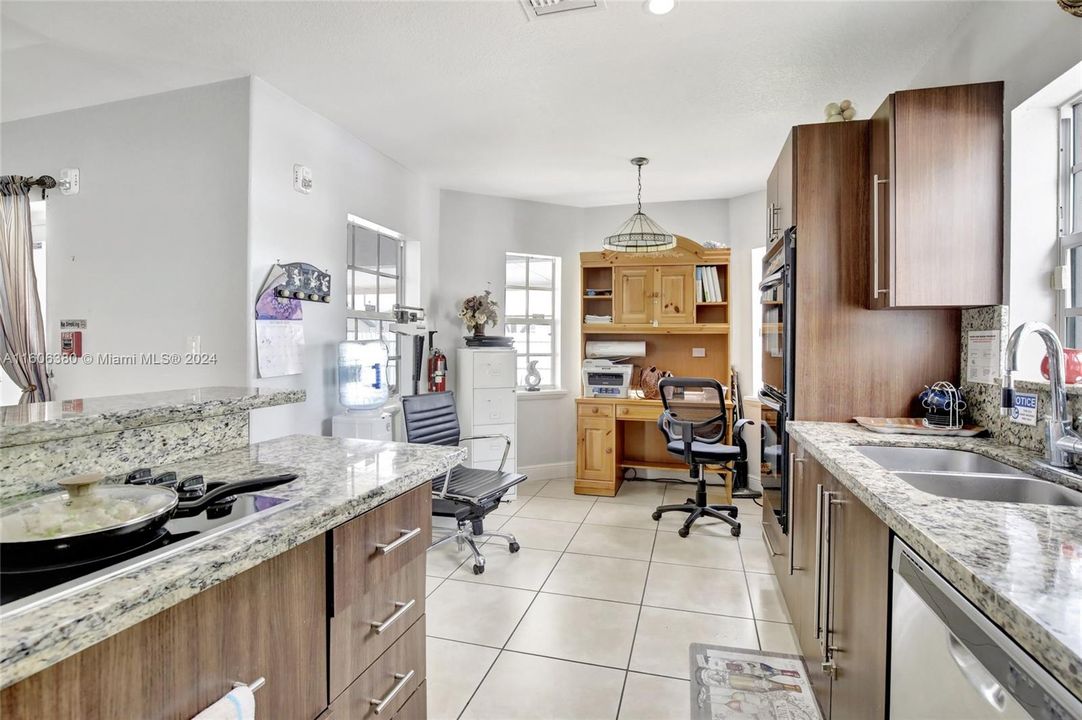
428 332 447 392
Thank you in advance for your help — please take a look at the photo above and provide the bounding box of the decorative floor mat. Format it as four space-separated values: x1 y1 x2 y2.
689 644 822 720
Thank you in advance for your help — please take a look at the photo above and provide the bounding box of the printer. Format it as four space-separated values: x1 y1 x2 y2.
581 341 646 398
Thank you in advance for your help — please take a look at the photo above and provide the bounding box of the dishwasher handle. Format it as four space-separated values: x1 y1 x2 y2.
947 633 1008 713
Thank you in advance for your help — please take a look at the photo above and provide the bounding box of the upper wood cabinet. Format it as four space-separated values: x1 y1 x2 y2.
869 81 1004 308
767 130 795 247
614 265 694 325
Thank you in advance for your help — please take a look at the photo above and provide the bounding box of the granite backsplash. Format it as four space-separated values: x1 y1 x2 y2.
961 305 1082 455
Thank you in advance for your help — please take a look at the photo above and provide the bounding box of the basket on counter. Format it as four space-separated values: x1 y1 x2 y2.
919 381 966 431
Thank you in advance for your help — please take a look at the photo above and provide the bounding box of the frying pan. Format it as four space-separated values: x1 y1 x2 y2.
0 473 297 572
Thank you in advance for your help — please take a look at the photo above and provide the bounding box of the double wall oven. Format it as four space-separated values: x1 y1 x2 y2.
759 227 795 537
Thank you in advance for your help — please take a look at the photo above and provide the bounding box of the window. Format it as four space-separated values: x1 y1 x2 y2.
1059 98 1082 346
346 219 404 392
505 253 559 389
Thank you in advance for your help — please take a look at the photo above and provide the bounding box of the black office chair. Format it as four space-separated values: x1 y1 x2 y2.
401 391 526 574
651 377 753 538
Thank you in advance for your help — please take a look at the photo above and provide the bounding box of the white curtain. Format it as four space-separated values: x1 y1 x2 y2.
0 176 52 403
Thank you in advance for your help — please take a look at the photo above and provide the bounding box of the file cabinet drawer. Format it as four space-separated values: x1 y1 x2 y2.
329 554 426 699
465 424 516 464
472 351 517 388
473 388 516 425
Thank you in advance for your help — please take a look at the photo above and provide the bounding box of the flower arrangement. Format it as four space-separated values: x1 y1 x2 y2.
459 290 499 336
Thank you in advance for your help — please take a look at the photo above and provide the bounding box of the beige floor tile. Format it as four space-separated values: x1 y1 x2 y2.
426 637 500 720
746 571 791 623
733 497 764 517
497 516 580 552
426 579 536 647
738 531 776 574
515 478 548 497
596 480 667 506
514 496 594 523
566 524 657 561
542 553 650 603
488 496 531 517
535 478 596 501
643 563 753 618
426 541 470 578
506 593 640 668
618 672 690 720
426 575 444 597
756 620 800 655
452 547 562 591
651 531 744 571
460 651 625 720
630 606 759 680
584 502 659 530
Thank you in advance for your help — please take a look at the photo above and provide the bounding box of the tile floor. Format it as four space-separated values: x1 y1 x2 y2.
423 478 799 720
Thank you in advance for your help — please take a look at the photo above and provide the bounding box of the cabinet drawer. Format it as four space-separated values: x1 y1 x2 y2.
615 403 662 422
330 554 426 699
471 456 516 472
473 388 516 425
324 616 426 720
333 484 431 609
578 403 614 418
394 682 426 720
465 424 516 463
472 352 517 389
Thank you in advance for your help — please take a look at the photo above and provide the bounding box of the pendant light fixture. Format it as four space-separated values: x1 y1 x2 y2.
602 157 677 253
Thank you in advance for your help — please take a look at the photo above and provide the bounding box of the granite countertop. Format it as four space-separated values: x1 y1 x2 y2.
0 434 465 689
787 421 1082 701
0 386 305 448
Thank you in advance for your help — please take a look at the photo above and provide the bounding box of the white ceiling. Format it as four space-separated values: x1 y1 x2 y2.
1 1 978 206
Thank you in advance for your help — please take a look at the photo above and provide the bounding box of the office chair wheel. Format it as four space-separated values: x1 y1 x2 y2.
651 511 663 521
678 527 690 538
509 541 521 553
472 563 485 575
730 526 741 537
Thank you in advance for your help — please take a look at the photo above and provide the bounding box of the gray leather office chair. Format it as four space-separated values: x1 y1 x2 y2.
401 391 526 574
652 377 753 537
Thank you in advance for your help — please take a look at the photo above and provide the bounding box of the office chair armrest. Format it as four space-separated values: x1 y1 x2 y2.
437 465 454 499
459 434 512 473
732 418 754 457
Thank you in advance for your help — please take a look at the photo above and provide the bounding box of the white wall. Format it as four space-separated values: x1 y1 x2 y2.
0 79 251 399
909 2 1082 329
725 190 767 392
247 78 440 441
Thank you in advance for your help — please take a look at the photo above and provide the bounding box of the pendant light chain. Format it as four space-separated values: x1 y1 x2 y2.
637 163 643 214
601 156 677 253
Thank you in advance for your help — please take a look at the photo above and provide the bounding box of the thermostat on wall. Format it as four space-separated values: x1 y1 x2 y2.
293 164 313 194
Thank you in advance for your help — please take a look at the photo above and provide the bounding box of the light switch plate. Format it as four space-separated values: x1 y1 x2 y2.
60 168 79 195
691 347 706 358
293 164 313 194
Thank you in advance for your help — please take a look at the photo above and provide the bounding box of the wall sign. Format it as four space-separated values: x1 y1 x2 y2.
966 331 1001 385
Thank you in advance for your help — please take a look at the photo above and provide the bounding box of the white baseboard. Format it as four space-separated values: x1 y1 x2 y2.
518 461 575 481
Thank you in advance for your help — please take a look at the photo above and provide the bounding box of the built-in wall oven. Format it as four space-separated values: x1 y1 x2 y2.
759 227 796 536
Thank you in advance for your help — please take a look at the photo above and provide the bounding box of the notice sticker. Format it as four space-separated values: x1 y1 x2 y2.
1010 392 1038 426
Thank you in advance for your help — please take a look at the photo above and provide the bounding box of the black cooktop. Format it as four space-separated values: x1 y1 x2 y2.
1 470 293 608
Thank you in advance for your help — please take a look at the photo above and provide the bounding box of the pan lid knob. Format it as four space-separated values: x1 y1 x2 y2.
57 473 105 498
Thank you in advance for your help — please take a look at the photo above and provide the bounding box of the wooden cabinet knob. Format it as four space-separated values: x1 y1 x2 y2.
591 407 599 414
605 448 613 454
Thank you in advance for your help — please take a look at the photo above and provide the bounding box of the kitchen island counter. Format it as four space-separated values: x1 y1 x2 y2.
0 433 463 689
787 421 1082 702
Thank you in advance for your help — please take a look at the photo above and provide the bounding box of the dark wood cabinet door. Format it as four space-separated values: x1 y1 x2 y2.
869 95 893 310
776 130 795 234
887 81 1004 307
0 537 328 720
827 479 890 720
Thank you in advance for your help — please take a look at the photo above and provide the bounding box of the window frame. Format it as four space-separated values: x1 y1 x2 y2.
504 252 560 390
346 220 405 394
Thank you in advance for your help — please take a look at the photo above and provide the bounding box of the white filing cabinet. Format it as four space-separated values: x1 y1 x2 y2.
456 349 518 485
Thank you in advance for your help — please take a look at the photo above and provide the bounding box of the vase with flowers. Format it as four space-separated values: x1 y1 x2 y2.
459 290 499 338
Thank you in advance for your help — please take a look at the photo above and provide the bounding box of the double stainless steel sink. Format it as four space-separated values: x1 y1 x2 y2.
856 446 1082 507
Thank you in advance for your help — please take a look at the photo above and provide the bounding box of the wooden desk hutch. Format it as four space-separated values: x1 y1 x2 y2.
575 236 733 497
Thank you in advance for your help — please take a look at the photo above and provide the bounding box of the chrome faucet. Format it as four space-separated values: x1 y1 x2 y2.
1001 322 1082 468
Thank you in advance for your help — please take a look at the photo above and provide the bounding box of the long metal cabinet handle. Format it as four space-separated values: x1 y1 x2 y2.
813 483 824 640
788 453 803 576
872 174 890 299
370 598 416 634
818 491 840 659
370 669 416 714
376 527 422 554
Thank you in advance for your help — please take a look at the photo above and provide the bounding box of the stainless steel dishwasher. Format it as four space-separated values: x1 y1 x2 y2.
891 538 1081 720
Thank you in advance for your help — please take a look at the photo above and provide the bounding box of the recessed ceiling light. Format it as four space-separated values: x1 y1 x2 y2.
644 0 675 15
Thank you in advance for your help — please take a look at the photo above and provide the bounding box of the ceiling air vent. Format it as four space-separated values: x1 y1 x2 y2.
519 0 605 21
